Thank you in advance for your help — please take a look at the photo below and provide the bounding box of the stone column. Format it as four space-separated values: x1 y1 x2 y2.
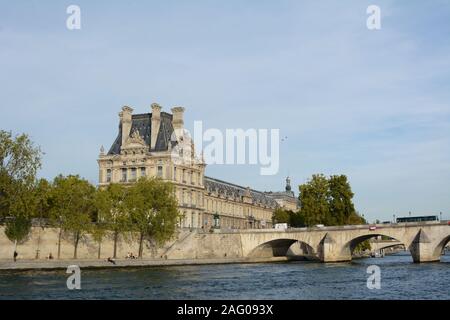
318 233 352 263
409 229 439 263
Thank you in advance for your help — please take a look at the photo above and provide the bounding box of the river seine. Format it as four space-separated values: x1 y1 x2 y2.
0 252 448 299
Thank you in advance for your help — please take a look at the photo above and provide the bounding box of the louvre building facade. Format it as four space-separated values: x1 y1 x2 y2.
98 104 297 229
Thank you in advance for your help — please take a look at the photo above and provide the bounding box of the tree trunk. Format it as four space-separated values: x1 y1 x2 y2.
97 241 102 259
138 232 144 258
113 231 118 259
73 232 80 259
13 240 17 261
57 227 62 259
36 226 41 259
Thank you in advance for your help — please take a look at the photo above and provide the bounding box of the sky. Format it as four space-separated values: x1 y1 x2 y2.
1 1 449 222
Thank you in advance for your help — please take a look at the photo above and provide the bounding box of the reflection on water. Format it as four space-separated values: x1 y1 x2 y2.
0 252 449 300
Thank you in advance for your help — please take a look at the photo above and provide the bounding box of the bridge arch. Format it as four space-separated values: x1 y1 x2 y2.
346 234 404 254
373 243 406 251
433 235 450 259
336 233 408 261
247 238 315 259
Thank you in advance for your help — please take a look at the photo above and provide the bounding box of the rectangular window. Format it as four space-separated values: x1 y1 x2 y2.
174 167 177 181
183 190 187 206
140 167 146 177
130 168 137 181
121 168 127 182
106 169 111 182
157 166 163 178
182 169 186 183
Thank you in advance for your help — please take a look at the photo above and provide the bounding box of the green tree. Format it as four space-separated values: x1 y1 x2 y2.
4 216 32 257
298 174 330 226
0 131 42 219
328 175 357 225
92 188 109 259
34 178 53 222
298 174 366 227
289 210 306 228
91 221 108 259
50 175 95 259
272 208 290 224
125 177 180 258
0 131 42 258
94 184 131 258
33 178 53 259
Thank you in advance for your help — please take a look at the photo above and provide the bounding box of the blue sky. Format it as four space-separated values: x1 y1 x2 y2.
1 1 449 222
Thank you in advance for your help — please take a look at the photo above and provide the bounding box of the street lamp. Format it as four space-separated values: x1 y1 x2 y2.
440 212 442 221
393 214 396 223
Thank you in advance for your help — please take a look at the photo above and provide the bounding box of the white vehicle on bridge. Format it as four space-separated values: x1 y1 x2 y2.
274 223 288 230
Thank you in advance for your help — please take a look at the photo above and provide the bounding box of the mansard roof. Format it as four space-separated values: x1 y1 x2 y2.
204 176 279 208
108 112 175 155
264 190 296 198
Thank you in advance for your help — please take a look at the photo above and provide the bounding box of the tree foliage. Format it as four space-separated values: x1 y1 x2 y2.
1 132 183 260
94 183 131 258
4 216 32 245
0 131 42 220
125 177 180 258
272 208 290 224
298 174 365 226
50 175 96 258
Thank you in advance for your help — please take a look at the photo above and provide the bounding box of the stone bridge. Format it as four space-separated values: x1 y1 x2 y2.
221 221 450 263
369 239 404 253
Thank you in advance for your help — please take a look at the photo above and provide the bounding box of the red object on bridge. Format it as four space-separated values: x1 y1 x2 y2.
369 226 377 231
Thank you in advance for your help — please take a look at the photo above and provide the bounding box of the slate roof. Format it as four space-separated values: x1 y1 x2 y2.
108 112 175 154
264 190 296 198
204 176 278 208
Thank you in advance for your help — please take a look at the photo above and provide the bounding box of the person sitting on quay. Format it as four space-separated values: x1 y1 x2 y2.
126 252 137 259
47 252 54 260
106 257 116 265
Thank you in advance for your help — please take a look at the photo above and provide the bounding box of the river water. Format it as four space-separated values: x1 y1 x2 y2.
0 252 448 300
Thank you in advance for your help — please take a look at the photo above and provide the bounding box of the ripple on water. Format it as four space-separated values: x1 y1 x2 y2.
0 252 449 299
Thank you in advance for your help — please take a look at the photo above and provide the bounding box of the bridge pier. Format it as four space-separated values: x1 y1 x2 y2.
409 229 440 263
318 233 352 263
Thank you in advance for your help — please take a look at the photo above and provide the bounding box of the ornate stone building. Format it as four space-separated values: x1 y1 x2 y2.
264 177 299 212
98 104 297 229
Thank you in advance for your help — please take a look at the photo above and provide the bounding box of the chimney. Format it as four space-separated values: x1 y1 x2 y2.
171 106 185 131
119 106 133 147
150 103 162 150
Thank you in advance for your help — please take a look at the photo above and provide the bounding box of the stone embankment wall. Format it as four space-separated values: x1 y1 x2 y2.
0 226 215 260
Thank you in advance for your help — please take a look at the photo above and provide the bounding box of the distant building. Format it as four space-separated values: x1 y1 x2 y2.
264 177 299 212
98 104 295 229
